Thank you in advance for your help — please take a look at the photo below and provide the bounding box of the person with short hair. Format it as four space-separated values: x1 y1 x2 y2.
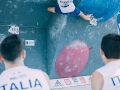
91 33 120 90
47 0 97 26
0 34 50 90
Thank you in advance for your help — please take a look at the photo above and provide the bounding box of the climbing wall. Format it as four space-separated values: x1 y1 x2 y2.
0 0 119 83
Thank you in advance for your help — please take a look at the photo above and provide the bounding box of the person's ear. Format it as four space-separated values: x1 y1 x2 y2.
22 50 26 59
100 49 104 56
0 55 4 63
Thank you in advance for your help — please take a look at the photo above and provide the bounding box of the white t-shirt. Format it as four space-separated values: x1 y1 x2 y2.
57 0 75 13
96 60 120 90
0 66 50 90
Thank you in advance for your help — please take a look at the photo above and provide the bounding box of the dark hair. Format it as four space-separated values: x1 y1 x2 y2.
101 33 120 59
0 34 23 62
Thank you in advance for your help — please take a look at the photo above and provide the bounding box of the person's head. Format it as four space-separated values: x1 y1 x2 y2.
0 34 26 66
100 33 120 63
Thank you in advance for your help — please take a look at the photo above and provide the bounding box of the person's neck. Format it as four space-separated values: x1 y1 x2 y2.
5 63 24 69
105 58 119 64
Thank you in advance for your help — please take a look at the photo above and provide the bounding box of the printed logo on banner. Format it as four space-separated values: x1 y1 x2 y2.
79 77 86 83
64 79 72 85
72 77 78 83
25 40 35 46
55 80 63 87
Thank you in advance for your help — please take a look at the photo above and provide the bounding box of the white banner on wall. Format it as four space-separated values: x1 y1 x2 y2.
8 25 19 34
50 75 91 89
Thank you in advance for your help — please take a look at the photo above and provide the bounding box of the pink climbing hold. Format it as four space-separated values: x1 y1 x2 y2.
56 40 89 78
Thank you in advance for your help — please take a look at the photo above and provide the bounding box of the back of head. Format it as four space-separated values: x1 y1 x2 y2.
0 34 23 62
101 33 120 59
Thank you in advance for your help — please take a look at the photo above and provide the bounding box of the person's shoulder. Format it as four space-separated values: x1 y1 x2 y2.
27 68 45 73
27 68 49 76
92 71 103 79
96 65 106 72
25 67 49 79
91 71 104 90
0 74 6 84
27 68 50 85
0 75 2 79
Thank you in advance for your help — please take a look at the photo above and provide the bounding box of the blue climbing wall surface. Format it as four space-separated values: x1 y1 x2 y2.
0 0 119 80
0 0 53 73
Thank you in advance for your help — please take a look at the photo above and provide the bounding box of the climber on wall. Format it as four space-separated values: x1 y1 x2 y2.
47 0 97 26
